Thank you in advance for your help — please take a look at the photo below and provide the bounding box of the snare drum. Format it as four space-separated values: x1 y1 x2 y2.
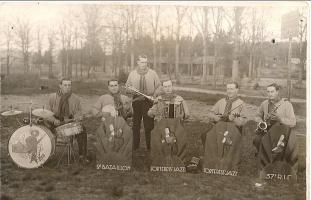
55 121 83 137
8 125 55 169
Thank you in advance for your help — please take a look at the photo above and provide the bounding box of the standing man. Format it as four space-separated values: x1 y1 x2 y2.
201 82 247 147
126 55 161 151
46 78 89 163
253 83 297 183
91 79 133 123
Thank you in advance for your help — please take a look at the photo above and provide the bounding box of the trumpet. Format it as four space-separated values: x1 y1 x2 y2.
122 84 155 102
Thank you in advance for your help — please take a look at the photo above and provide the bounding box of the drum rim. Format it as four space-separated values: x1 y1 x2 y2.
55 121 83 137
7 125 55 169
56 121 82 128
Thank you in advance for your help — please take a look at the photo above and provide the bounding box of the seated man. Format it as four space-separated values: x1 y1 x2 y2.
253 83 297 184
201 82 247 146
201 82 247 171
91 79 133 124
46 78 89 164
148 80 190 169
91 79 133 168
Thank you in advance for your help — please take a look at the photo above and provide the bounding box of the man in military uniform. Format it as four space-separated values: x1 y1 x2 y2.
253 83 297 183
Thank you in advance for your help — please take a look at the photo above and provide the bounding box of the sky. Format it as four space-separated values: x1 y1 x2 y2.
0 1 308 52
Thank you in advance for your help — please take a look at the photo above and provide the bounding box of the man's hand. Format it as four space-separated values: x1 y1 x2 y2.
75 116 83 122
214 115 221 122
229 114 235 121
53 119 61 126
174 96 183 103
153 96 162 104
220 114 229 122
270 113 281 122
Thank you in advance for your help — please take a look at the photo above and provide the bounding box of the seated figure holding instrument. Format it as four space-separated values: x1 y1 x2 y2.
147 80 190 171
201 82 247 173
253 83 297 186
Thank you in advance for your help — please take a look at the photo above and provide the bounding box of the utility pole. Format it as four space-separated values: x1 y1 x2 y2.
287 35 292 100
281 10 299 100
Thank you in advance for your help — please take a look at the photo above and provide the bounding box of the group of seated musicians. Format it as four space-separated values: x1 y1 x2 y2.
201 82 297 183
44 75 297 183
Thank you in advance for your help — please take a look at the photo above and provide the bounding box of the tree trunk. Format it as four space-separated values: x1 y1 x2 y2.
153 40 157 72
232 8 243 82
201 7 209 85
201 40 207 84
103 51 106 72
130 28 135 70
248 52 253 78
175 41 180 84
48 51 53 79
213 44 217 88
6 55 10 75
298 37 304 83
159 39 162 76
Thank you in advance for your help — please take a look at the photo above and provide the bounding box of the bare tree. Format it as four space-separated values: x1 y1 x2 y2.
15 17 32 73
211 7 225 87
59 19 68 77
298 8 307 83
125 5 141 70
3 23 15 75
73 16 80 78
82 5 103 78
148 5 161 74
248 8 257 78
175 6 188 84
47 29 55 79
35 25 43 76
190 6 208 84
232 7 244 82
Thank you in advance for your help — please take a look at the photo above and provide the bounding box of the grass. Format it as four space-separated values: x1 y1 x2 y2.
0 113 306 200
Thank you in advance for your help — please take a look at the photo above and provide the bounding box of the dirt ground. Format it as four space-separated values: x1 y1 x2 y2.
0 94 306 200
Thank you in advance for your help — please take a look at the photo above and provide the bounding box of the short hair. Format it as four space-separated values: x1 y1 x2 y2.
59 77 71 85
161 79 173 86
267 83 280 91
108 79 119 85
227 82 239 89
137 54 148 61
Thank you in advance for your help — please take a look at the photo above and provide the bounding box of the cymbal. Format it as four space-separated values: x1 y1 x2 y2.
1 110 23 116
32 109 54 118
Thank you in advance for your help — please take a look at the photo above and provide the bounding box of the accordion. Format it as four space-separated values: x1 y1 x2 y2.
163 101 184 119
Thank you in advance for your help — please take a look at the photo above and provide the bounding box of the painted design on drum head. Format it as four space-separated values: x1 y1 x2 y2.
8 125 53 169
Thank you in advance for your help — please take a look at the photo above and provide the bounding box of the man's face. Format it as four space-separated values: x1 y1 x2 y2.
60 80 72 94
163 81 173 94
267 86 279 100
137 57 148 70
108 81 119 94
226 83 238 98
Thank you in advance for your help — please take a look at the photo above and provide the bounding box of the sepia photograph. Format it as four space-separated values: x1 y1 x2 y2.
0 1 309 200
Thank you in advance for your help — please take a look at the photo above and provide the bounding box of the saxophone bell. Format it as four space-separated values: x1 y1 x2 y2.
256 121 268 133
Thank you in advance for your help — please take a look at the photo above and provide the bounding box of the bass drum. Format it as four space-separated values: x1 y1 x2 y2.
8 125 55 169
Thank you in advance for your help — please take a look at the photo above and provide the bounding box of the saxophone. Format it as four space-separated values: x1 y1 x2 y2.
255 101 283 133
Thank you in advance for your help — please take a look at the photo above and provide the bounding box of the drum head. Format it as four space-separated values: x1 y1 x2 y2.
8 125 54 169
